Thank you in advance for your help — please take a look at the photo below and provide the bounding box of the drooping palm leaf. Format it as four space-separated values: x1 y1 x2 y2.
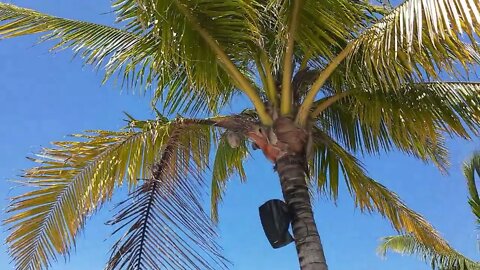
463 151 480 224
348 0 480 90
106 126 227 270
4 116 215 270
0 3 141 70
0 3 252 117
378 235 480 270
379 152 480 269
311 130 452 253
210 132 249 223
317 82 480 171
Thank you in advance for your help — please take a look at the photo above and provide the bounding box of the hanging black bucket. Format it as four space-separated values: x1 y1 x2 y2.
258 199 294 249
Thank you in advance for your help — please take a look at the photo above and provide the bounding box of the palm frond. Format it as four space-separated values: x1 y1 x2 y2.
298 0 376 58
4 116 215 270
348 0 480 89
463 151 480 224
210 132 249 223
106 127 227 270
111 0 273 123
0 3 249 117
318 82 480 171
0 3 140 70
297 0 381 64
113 0 260 57
378 235 480 270
311 131 451 252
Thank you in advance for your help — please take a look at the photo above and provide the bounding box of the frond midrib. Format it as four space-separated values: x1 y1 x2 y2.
135 180 157 269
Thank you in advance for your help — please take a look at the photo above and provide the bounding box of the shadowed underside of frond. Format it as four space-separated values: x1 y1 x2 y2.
106 128 227 270
379 235 480 270
112 0 376 69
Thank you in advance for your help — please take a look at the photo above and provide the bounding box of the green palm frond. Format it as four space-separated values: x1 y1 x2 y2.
111 0 152 33
463 151 480 224
278 0 375 115
349 0 480 89
379 235 480 270
113 0 260 57
0 3 255 117
112 0 380 120
4 116 215 270
275 0 380 63
378 152 480 268
318 82 480 171
297 0 379 62
106 127 226 270
0 3 140 70
311 131 451 253
110 0 272 123
210 132 249 223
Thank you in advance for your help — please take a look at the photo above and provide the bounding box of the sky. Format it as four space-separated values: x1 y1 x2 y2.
0 1 479 269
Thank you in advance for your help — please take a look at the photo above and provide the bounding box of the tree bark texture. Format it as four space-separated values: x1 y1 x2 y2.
276 154 328 270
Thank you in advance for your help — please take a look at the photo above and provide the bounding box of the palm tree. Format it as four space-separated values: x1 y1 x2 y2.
378 151 480 269
2 1 480 269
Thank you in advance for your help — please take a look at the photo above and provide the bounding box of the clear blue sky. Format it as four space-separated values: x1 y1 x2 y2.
0 1 479 269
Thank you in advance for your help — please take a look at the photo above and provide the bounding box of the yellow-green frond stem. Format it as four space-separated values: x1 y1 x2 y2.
296 43 354 126
310 92 351 119
281 0 304 116
173 0 272 125
261 52 278 109
299 50 312 71
255 56 269 95
255 53 277 107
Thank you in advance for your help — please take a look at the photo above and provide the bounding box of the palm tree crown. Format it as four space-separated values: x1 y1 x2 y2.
1 0 480 269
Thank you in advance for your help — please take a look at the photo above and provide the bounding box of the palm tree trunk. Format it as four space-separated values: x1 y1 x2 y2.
276 154 328 270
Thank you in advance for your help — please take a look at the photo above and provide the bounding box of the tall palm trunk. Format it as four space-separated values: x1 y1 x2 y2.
276 154 328 270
